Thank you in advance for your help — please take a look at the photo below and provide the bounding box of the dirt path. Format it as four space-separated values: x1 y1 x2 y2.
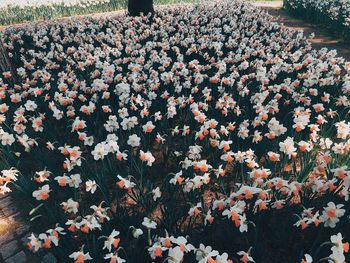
0 194 56 263
253 1 350 61
0 195 30 263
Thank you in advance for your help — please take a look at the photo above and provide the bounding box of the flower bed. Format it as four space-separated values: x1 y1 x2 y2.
0 0 350 262
284 0 350 40
0 0 196 26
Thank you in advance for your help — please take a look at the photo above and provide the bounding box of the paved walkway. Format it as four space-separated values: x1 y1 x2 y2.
0 194 57 262
0 195 30 263
253 1 350 61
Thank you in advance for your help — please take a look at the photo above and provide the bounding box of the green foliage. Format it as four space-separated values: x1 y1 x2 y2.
284 0 350 41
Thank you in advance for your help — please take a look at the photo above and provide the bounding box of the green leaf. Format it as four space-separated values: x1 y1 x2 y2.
29 203 44 216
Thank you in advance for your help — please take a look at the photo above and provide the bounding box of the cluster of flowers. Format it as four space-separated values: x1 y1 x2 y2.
0 0 349 261
0 0 197 26
0 168 19 194
0 0 112 9
284 0 350 38
0 0 123 26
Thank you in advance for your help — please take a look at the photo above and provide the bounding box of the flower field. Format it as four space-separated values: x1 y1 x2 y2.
0 0 196 26
0 0 350 262
284 0 350 40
